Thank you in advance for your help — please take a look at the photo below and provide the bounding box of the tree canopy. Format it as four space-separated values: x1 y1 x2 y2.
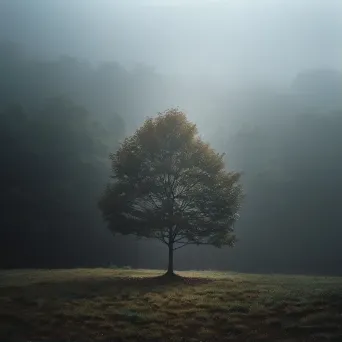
99 109 243 274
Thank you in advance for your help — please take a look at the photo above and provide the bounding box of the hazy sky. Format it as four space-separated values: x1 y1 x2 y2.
1 0 341 83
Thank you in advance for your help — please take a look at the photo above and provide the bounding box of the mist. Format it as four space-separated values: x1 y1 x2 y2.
1 0 342 275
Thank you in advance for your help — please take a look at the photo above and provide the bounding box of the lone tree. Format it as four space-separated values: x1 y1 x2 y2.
99 109 243 275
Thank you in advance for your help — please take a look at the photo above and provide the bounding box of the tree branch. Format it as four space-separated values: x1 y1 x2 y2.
175 176 202 198
155 233 168 245
173 241 212 250
173 242 196 250
174 239 188 245
147 193 161 210
173 234 188 243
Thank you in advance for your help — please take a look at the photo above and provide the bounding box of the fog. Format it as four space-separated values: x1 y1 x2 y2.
2 1 341 79
1 0 342 275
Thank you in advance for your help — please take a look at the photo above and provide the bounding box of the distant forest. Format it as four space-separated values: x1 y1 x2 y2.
1 40 342 275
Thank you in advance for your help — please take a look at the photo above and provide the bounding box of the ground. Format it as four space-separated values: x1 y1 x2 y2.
1 269 342 341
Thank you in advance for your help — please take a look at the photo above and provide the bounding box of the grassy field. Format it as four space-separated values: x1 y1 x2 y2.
1 269 342 341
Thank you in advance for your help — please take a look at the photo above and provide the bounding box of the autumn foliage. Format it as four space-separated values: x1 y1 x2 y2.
99 109 243 274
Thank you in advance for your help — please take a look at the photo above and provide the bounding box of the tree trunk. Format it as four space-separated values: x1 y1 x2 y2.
166 243 174 275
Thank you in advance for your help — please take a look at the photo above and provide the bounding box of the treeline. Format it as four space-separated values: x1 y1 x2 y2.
0 98 120 267
1 40 342 275
225 108 342 275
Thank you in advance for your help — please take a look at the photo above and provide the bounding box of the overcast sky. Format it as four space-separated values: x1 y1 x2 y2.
1 0 341 83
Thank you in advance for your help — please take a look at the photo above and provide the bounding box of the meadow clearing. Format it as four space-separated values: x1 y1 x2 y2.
1 268 342 341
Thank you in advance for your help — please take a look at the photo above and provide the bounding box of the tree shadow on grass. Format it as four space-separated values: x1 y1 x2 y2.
116 272 213 286
1 273 215 301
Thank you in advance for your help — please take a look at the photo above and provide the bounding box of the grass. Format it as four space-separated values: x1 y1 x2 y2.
1 269 342 341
